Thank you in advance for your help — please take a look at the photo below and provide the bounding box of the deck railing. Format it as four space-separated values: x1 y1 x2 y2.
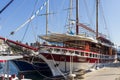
39 45 115 60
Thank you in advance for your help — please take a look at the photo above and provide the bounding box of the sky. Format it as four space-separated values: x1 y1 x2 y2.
0 0 120 47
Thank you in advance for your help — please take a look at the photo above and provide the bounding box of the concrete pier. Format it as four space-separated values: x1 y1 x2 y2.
81 63 120 80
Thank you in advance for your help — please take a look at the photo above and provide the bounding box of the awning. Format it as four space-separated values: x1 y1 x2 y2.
39 33 97 43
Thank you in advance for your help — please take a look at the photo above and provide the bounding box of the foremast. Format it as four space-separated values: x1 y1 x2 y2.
96 0 99 39
76 0 79 35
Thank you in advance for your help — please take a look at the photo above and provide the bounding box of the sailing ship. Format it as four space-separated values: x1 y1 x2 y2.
0 0 117 77
35 0 116 76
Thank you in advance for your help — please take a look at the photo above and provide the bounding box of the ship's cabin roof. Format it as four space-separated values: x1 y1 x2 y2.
39 33 97 43
98 36 114 45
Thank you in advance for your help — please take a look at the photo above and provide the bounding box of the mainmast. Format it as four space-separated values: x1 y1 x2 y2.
46 0 49 36
96 0 99 39
69 0 72 28
69 0 73 75
76 0 79 35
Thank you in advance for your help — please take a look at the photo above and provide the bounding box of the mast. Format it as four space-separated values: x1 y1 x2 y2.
46 0 49 36
69 0 73 74
76 0 79 35
96 0 99 39
69 0 72 28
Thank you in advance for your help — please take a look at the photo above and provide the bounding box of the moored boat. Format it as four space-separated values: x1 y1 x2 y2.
0 0 117 77
35 0 117 76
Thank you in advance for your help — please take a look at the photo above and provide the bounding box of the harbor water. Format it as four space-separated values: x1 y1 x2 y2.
0 61 46 80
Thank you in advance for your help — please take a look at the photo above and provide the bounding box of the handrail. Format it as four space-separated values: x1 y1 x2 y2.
0 36 39 52
41 45 115 59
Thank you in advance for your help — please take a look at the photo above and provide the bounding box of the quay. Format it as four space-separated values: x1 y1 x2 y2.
81 62 120 80
44 63 120 80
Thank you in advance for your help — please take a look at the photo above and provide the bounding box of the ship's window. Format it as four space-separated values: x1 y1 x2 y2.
50 48 53 50
55 48 60 52
97 55 100 58
62 49 67 53
94 54 95 57
95 54 97 58
90 53 92 57
47 48 53 52
86 53 89 56
93 54 96 58
106 56 109 58
81 52 84 56
69 51 74 54
105 56 108 58
75 51 79 55
93 54 94 57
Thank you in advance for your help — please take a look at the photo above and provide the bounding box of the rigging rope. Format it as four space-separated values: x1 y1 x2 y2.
21 23 30 42
99 1 110 39
21 0 39 42
10 0 48 36
15 53 65 79
84 0 95 29
50 52 67 79
0 0 14 14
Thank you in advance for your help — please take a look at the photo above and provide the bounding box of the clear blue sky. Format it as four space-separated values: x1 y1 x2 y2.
0 0 120 46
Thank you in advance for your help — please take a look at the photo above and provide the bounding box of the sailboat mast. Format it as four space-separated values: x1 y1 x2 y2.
69 0 72 28
46 0 49 36
96 0 99 39
69 0 73 74
76 0 79 35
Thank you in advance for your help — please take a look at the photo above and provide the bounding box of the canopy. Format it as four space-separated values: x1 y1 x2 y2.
39 33 97 43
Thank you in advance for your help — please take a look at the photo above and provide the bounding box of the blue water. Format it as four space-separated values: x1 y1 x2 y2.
0 61 18 75
0 61 51 80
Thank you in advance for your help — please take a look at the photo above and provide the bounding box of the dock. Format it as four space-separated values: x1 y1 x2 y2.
81 62 120 80
43 62 120 80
